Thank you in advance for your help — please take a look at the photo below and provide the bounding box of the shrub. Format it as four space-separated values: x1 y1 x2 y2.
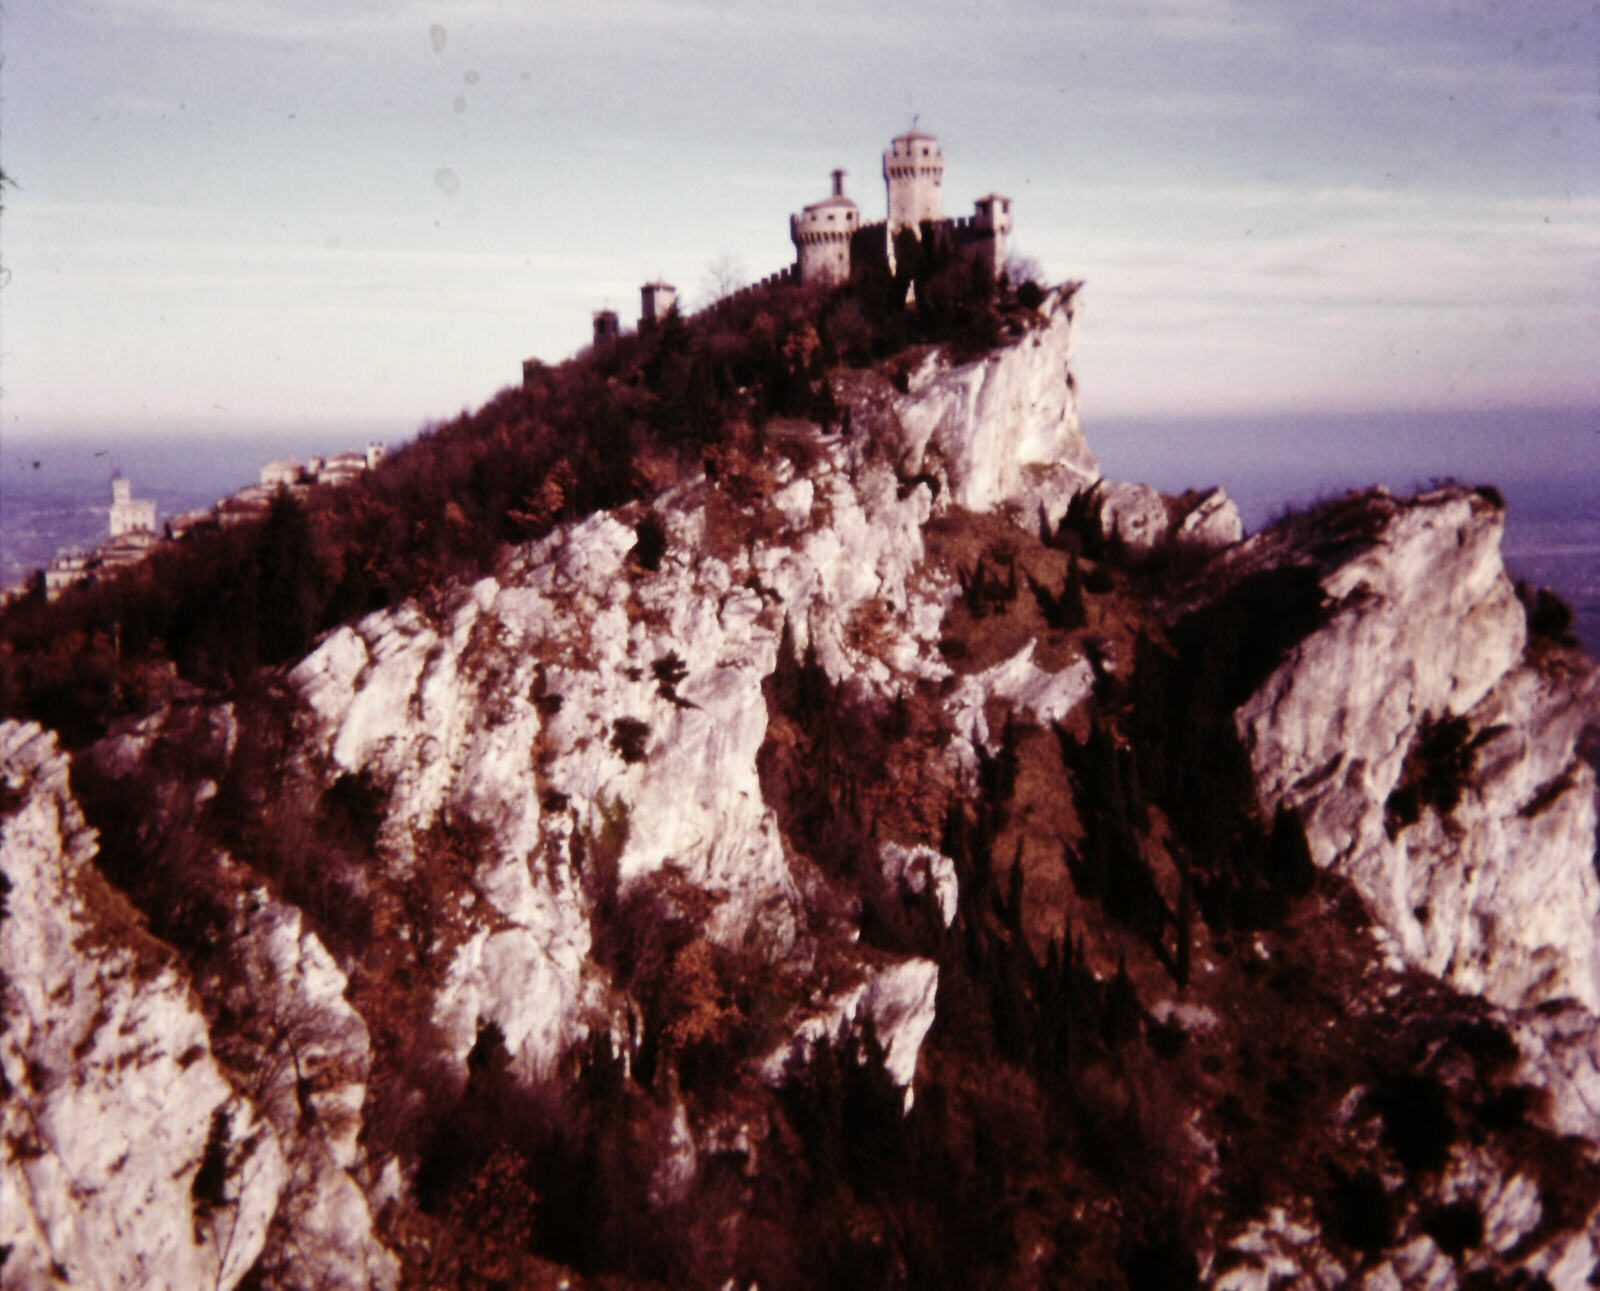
1517 581 1578 646
611 716 651 763
632 509 669 571
1375 1074 1455 1173
191 1108 232 1234
1385 713 1476 837
1423 1200 1484 1259
1325 1167 1393 1255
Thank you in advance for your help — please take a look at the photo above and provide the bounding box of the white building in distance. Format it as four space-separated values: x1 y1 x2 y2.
109 476 157 538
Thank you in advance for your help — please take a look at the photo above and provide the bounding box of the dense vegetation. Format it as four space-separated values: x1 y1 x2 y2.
0 238 1046 747
9 236 1592 1288
61 478 1597 1289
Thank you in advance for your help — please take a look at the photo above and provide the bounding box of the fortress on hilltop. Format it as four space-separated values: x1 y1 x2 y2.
530 125 1013 384
790 127 1012 288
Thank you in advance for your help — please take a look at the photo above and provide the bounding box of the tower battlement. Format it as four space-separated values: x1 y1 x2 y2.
787 129 1009 287
883 130 945 235
556 127 1014 382
790 169 860 287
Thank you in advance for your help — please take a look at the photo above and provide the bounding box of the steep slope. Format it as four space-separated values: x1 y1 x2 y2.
0 722 284 1289
4 281 1599 1289
1233 487 1600 1013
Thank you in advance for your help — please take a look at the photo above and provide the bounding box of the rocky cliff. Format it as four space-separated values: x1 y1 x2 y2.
3 283 1598 1289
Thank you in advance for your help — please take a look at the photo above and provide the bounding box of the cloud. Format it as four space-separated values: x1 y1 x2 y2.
65 0 758 42
97 92 172 117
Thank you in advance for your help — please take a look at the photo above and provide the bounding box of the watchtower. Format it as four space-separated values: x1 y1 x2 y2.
593 309 621 348
790 169 860 287
883 127 945 235
972 194 1013 276
639 282 677 333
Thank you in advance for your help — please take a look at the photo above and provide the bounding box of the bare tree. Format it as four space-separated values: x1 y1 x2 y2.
699 252 750 309
1004 250 1045 288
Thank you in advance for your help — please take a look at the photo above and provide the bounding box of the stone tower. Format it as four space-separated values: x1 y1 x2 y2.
639 282 677 333
972 194 1013 276
883 128 945 235
790 169 860 287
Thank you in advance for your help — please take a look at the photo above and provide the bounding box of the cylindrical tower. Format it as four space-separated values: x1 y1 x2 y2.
882 129 944 234
790 168 860 287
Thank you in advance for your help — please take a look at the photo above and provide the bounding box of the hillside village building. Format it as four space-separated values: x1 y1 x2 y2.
16 445 387 602
108 475 157 538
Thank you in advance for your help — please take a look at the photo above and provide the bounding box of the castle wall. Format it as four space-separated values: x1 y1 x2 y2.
693 266 796 319
851 222 892 280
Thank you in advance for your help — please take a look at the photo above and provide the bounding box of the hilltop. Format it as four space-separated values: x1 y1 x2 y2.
4 270 1600 1290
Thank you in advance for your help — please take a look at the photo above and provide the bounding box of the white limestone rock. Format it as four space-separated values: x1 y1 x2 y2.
0 721 284 1291
1510 1002 1600 1139
1234 487 1600 1012
288 430 957 1087
892 285 1098 521
944 641 1096 750
270 287 1098 1107
879 842 959 927
227 892 398 1290
756 955 939 1101
1175 486 1244 548
1088 479 1169 553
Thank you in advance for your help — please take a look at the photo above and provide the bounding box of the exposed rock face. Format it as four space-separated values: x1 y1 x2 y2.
278 292 1113 1097
1175 485 1244 548
0 722 283 1291
1087 479 1168 553
0 722 397 1290
891 285 1098 520
289 441 948 1081
2 294 1115 1288
1234 487 1600 1012
879 842 959 928
10 278 1600 1288
225 894 397 1290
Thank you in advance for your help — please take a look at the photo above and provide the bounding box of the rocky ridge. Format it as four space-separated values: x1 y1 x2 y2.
3 283 1599 1288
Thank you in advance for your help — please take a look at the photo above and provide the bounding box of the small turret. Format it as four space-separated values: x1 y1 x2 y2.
593 309 620 348
790 169 860 287
639 282 677 333
972 194 1013 277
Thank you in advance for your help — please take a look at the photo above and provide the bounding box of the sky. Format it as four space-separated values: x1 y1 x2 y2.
2 0 1597 444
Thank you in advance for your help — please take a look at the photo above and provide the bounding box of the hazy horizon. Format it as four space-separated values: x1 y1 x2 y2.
3 1 1596 439
8 406 1597 657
